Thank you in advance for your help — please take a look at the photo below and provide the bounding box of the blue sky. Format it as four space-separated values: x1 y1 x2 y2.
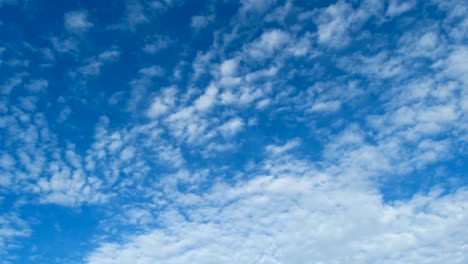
0 0 467 263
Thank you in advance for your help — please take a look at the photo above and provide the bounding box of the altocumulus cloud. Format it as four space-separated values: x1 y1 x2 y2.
86 153 468 264
0 0 467 263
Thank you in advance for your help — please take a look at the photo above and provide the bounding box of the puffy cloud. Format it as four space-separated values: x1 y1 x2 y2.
240 0 277 14
127 65 165 112
0 212 31 260
147 86 177 118
386 0 416 17
0 153 15 169
265 139 301 155
25 79 48 93
316 1 353 47
219 58 238 77
0 74 25 95
64 10 93 33
1 0 468 262
246 29 291 59
191 14 214 30
108 0 181 31
50 36 79 54
147 98 169 118
120 146 136 161
218 117 244 138
311 100 341 112
117 1 148 30
18 96 38 111
149 0 186 12
142 35 175 54
76 48 121 77
194 84 218 112
314 0 383 48
86 163 468 264
138 65 165 77
440 46 468 84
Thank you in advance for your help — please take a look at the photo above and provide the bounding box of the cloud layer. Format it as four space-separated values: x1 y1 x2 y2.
0 0 467 263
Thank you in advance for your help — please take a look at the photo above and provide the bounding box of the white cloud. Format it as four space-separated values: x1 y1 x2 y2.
50 36 79 54
127 65 165 112
120 146 136 161
109 0 148 31
36 162 109 207
245 66 277 82
339 51 404 79
147 87 177 118
147 98 169 118
194 84 218 111
142 35 174 54
0 212 30 260
139 65 165 77
191 14 214 30
165 109 212 145
265 139 301 155
57 106 72 123
247 29 290 59
156 145 185 168
0 102 112 207
0 153 15 169
78 61 102 76
64 10 93 33
240 0 277 14
77 48 120 77
418 32 439 50
18 96 38 111
315 0 383 48
2 1 468 262
149 0 186 11
0 75 24 95
311 100 341 112
386 0 415 17
98 49 121 61
398 30 443 59
25 79 48 93
316 1 352 47
256 98 271 109
218 117 244 138
440 46 468 84
86 163 468 264
220 58 238 77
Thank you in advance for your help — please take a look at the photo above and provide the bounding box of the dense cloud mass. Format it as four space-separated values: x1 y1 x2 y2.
87 156 468 264
0 0 467 263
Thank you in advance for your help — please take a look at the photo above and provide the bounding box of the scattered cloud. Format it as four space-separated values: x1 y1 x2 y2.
0 0 467 262
0 74 25 95
76 48 120 77
0 212 31 260
218 117 244 138
24 79 48 93
314 0 383 48
386 0 416 17
265 139 301 155
64 10 93 33
191 14 214 30
86 156 468 264
142 35 175 54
